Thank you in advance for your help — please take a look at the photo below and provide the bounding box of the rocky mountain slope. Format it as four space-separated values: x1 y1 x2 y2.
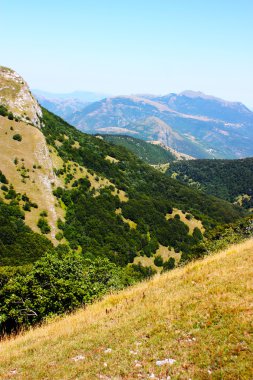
1 238 252 379
67 92 253 159
0 66 63 242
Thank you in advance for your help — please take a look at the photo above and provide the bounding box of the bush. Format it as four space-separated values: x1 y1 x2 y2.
8 112 14 120
37 217 51 234
1 185 8 192
23 203 31 212
163 257 175 271
13 134 22 142
0 171 8 184
154 255 163 267
55 232 63 241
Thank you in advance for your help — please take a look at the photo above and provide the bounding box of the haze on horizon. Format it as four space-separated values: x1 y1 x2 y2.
1 0 253 108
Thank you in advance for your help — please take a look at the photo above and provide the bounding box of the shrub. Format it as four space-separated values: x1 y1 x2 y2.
1 185 8 192
154 255 163 267
0 171 8 184
8 112 14 120
13 134 22 142
23 203 31 212
37 217 51 234
55 232 63 241
163 257 175 271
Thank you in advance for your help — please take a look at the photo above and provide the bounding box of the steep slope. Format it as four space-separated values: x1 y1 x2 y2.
0 67 42 128
1 239 252 380
167 158 253 209
0 67 63 241
69 92 253 159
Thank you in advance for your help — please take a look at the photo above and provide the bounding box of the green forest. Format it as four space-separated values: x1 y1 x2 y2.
167 158 253 209
102 135 175 164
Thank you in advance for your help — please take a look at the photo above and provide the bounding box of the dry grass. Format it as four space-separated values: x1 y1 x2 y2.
58 160 128 202
105 155 119 164
133 245 181 272
166 208 205 235
1 239 252 379
0 117 62 242
115 208 137 229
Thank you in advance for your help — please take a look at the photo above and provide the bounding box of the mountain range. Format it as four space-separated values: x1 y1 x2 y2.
35 90 253 159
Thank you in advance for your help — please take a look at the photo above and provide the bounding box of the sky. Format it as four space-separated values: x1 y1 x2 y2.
1 0 253 107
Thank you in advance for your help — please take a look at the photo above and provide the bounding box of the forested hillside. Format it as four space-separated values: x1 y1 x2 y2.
167 158 253 209
0 108 246 334
101 135 176 164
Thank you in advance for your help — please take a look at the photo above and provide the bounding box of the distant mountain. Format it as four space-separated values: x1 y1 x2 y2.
32 89 108 103
32 89 108 120
68 92 253 159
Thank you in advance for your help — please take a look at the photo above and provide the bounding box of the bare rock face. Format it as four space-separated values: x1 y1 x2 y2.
0 66 42 128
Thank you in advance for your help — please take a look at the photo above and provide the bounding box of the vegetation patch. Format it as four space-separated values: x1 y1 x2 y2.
166 208 205 235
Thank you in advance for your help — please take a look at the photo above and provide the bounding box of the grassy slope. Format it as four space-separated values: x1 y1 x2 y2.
0 116 63 241
1 239 252 380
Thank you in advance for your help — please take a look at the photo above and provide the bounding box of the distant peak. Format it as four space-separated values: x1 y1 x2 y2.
179 90 219 100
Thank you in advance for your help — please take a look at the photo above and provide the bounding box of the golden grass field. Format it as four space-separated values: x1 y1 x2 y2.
0 239 252 379
0 117 64 241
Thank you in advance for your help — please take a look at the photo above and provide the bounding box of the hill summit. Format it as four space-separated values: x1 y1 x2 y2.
0 66 42 128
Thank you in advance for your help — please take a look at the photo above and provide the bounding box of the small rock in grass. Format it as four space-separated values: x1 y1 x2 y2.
156 358 176 366
71 354 85 362
9 369 17 375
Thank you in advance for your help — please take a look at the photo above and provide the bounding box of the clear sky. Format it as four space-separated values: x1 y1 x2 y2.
1 0 253 107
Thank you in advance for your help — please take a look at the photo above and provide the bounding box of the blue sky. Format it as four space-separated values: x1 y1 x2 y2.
1 0 253 107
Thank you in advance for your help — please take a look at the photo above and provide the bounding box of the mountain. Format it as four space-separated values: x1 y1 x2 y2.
33 89 108 103
0 66 62 244
166 158 253 209
1 67 248 334
35 96 88 120
68 92 253 159
1 238 252 379
33 89 108 120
